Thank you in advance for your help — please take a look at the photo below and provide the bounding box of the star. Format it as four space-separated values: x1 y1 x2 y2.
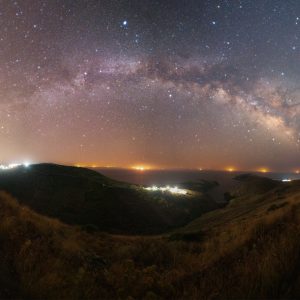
0 0 298 172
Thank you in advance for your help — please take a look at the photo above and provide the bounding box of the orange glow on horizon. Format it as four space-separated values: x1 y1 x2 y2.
74 163 156 170
74 163 101 168
70 163 299 174
258 167 269 173
226 167 236 172
131 165 152 171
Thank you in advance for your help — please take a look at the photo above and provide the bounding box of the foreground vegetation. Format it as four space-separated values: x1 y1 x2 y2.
0 174 300 299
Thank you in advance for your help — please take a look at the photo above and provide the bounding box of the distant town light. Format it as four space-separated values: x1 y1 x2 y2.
258 168 269 173
135 166 145 171
145 185 188 195
23 161 30 167
0 162 31 170
132 165 151 171
282 178 292 182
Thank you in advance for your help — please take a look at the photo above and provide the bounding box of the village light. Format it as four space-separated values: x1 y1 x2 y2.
0 162 31 170
145 185 188 195
282 178 292 182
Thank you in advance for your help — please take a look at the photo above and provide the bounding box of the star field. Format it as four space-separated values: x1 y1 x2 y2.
0 0 300 171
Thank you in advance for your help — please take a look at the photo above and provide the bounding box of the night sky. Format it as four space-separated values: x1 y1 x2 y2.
1 0 300 171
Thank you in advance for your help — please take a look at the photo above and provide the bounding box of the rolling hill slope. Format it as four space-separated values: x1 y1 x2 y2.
0 175 299 299
0 164 220 234
175 174 288 235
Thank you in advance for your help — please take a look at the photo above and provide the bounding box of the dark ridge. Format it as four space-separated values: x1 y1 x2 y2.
0 163 220 234
233 173 282 195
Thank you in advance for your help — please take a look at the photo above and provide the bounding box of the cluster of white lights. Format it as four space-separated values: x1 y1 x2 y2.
282 178 292 182
145 185 188 195
0 162 30 170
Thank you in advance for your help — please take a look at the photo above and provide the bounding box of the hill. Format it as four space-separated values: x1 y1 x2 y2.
233 173 281 195
172 174 286 236
166 175 300 298
0 164 220 234
0 175 299 299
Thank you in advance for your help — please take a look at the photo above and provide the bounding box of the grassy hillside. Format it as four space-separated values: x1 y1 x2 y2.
0 164 220 234
0 175 300 299
176 174 284 234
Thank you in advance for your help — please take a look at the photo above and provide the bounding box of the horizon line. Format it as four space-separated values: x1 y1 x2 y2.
38 162 300 174
0 161 299 174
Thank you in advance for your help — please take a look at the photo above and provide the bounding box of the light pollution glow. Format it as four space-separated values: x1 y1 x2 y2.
1 161 299 175
1 1 300 171
77 163 298 174
0 162 30 170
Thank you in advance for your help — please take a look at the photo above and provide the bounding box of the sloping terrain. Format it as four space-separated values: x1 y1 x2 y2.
176 174 284 234
0 175 299 299
0 164 220 234
166 175 300 298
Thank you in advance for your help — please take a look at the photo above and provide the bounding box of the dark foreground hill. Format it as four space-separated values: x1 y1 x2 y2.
0 164 220 234
0 174 299 299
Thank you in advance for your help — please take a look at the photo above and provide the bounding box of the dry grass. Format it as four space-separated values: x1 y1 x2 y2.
0 186 299 299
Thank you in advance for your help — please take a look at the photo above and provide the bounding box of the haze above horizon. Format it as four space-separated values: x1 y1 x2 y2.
1 1 300 170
